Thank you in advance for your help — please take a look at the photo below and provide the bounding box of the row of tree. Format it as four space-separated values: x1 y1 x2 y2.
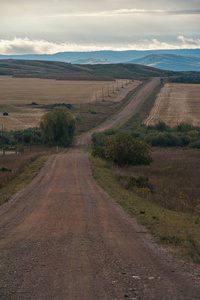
92 122 200 150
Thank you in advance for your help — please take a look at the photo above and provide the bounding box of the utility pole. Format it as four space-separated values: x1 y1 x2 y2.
116 80 119 91
102 88 104 101
22 132 24 154
2 124 5 155
80 101 82 119
107 85 110 97
15 127 17 154
30 133 32 151
89 100 91 112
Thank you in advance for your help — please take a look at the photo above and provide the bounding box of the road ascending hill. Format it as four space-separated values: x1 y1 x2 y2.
0 78 199 299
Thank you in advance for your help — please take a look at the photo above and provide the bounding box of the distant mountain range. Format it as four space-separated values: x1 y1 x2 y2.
128 54 200 72
71 58 112 65
0 49 200 71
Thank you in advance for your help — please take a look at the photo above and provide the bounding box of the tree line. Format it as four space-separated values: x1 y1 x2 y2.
0 107 76 152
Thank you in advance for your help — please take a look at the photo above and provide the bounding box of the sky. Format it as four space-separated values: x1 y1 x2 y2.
0 0 200 54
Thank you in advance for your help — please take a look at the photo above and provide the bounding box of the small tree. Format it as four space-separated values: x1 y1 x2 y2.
92 132 153 167
40 107 76 146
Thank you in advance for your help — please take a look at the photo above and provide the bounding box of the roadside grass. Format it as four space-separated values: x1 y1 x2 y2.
73 101 125 134
122 80 163 128
89 152 200 263
0 147 56 206
0 82 144 205
114 149 200 214
73 81 144 135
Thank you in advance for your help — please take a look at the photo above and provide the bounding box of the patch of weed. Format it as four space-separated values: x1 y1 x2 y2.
89 154 200 263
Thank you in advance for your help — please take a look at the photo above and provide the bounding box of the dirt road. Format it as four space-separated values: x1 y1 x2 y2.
0 78 199 299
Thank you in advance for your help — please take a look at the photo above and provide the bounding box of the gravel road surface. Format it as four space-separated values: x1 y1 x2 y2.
0 78 199 299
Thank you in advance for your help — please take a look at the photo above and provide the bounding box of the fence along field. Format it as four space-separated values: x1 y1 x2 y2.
144 83 200 127
0 76 139 130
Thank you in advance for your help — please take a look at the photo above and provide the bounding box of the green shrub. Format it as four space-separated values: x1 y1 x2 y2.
91 146 106 160
126 175 155 193
104 132 153 167
188 140 200 149
154 121 170 132
126 176 136 189
92 132 107 146
149 132 183 147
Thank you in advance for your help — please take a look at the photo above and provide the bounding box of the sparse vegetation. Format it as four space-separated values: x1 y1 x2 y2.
122 79 163 126
89 152 200 263
0 147 55 205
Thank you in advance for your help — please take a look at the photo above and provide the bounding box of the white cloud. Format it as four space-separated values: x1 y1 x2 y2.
0 36 200 55
43 8 200 18
49 8 164 18
178 35 200 46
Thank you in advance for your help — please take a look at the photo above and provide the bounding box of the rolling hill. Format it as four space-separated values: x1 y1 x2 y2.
0 59 172 80
0 49 200 66
128 54 200 71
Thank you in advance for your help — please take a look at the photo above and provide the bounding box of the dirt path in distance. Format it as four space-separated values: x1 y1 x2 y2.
0 78 200 300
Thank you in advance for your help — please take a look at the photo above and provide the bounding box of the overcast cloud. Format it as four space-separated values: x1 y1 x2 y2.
0 0 199 54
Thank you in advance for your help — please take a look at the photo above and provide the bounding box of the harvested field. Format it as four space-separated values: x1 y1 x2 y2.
1 78 200 299
0 76 139 130
144 83 200 127
0 76 139 105
0 104 45 131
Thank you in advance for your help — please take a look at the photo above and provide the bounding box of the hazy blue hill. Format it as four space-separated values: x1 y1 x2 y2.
128 54 200 71
0 49 200 64
71 58 113 65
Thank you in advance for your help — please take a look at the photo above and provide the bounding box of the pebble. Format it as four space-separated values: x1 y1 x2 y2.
132 276 140 279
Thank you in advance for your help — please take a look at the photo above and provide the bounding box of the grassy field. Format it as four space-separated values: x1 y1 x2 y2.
89 79 200 263
113 149 200 214
0 76 138 105
0 76 139 130
122 79 163 127
90 152 200 263
0 146 57 205
144 83 200 127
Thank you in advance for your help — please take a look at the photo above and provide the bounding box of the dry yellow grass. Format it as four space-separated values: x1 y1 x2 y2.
0 76 139 130
0 76 139 105
0 104 45 130
144 83 200 127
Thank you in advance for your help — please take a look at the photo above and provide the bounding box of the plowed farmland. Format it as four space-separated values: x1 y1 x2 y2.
144 83 200 127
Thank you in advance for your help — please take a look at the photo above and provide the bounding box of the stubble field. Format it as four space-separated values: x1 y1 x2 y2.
0 76 139 130
144 83 200 127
